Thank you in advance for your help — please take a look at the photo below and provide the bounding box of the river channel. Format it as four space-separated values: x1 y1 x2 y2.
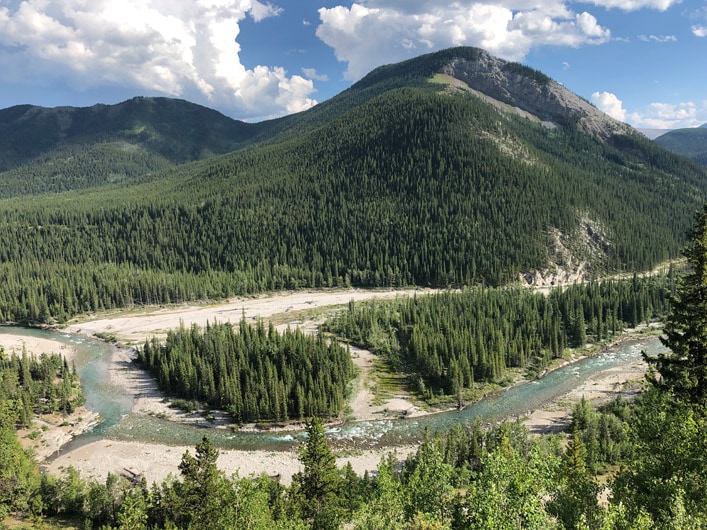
1 327 666 452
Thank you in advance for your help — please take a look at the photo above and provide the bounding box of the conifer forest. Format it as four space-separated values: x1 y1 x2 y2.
3 46 707 529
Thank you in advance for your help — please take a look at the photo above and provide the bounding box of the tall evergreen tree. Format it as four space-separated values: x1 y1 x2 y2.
646 203 707 406
548 426 602 529
0 426 39 519
175 436 235 529
294 417 341 529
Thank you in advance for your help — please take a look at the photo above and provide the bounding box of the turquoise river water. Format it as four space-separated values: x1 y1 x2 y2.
1 327 666 453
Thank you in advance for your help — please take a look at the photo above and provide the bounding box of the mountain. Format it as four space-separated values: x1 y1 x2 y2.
0 46 706 324
0 47 636 198
638 128 673 140
654 124 707 166
255 47 635 146
0 97 267 196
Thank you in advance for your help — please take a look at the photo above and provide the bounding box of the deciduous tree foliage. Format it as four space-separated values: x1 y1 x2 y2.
0 426 38 520
3 398 707 528
611 389 707 524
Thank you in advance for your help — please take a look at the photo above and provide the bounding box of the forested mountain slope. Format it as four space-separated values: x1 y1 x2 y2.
0 97 265 196
0 47 706 324
246 46 635 146
654 123 707 166
0 46 636 199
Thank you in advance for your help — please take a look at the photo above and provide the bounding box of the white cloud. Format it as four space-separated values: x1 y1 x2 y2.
591 91 627 122
249 1 282 23
591 91 707 129
626 101 707 129
638 34 677 42
317 2 611 81
0 0 314 120
0 0 692 123
693 25 707 37
580 0 680 11
302 68 329 81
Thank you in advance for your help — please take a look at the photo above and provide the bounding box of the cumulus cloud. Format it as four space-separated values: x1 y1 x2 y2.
0 0 690 121
693 25 707 37
591 91 627 122
249 1 282 23
591 91 707 129
316 2 611 81
626 101 707 129
0 0 314 120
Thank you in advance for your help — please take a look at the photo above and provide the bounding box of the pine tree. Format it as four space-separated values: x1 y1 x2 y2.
646 203 707 406
176 436 234 529
294 417 341 529
548 426 602 529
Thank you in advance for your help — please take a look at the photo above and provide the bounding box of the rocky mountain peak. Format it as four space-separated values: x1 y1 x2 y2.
440 48 634 140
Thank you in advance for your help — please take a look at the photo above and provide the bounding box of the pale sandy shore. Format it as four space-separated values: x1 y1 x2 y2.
66 288 438 344
47 439 416 486
3 288 652 486
0 333 77 361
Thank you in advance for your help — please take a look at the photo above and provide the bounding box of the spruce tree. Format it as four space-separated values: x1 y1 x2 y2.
646 203 707 406
548 426 602 529
294 417 341 529
176 436 234 529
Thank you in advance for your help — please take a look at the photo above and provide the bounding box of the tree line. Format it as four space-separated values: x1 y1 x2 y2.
5 205 707 527
4 403 707 529
0 348 83 521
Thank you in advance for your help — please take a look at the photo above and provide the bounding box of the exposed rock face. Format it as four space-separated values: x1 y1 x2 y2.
441 50 634 141
519 217 614 288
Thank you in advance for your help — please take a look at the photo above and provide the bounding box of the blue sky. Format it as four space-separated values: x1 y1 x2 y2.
0 0 705 129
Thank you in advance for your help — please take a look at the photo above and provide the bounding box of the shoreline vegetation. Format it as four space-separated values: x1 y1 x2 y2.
1 286 663 486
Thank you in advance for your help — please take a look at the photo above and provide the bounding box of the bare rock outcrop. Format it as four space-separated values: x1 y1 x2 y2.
440 49 634 141
519 217 614 289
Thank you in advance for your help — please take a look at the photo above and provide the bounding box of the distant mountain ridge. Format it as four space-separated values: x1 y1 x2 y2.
0 47 649 198
0 97 265 196
0 96 258 166
272 47 634 145
654 123 707 166
639 128 673 139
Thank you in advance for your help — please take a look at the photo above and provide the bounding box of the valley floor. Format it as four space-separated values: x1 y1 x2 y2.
2 287 649 486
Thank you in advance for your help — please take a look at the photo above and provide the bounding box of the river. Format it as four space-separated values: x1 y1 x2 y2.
1 326 666 452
